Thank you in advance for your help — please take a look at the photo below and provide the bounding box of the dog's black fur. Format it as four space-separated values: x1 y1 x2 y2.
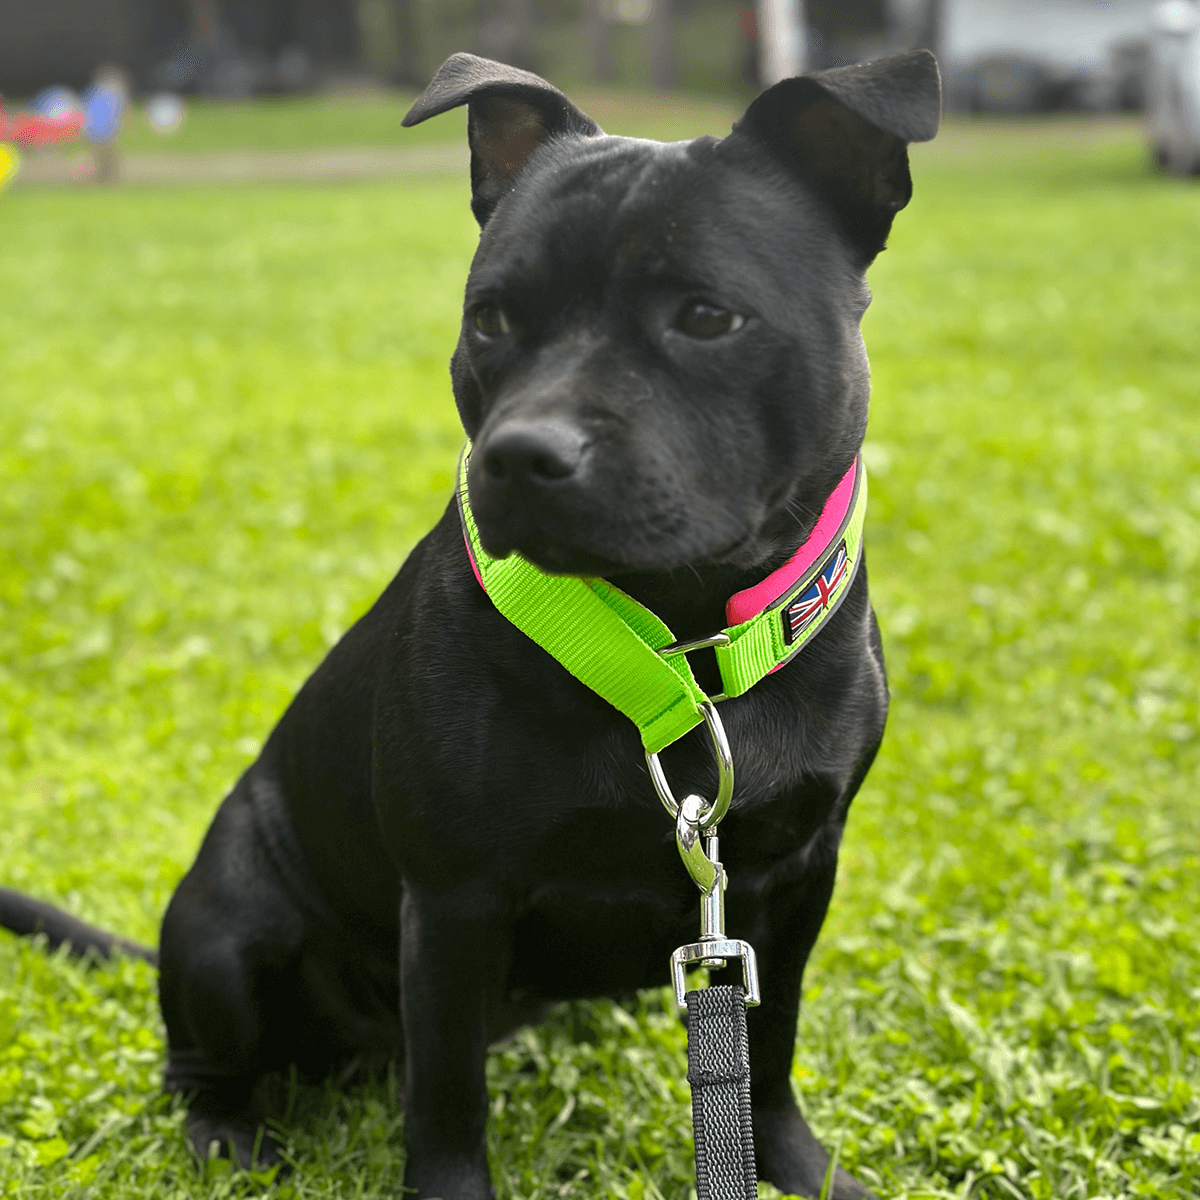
0 52 940 1199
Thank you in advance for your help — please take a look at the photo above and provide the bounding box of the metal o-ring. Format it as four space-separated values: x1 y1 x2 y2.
645 700 733 829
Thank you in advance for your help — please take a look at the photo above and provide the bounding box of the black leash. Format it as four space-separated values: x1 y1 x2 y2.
648 695 762 1198
687 984 758 1200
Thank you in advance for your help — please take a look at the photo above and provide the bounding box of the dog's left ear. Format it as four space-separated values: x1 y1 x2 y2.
403 53 602 226
730 49 941 262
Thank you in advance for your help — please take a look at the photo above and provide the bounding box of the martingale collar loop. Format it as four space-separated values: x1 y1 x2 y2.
457 448 867 755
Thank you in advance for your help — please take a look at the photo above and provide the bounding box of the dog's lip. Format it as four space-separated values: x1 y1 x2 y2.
479 522 760 579
480 528 643 576
470 473 770 577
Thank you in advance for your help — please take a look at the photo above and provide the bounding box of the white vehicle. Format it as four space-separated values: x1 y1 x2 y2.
1148 0 1200 173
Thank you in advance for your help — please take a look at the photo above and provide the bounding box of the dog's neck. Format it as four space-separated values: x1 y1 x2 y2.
606 526 828 699
613 546 797 644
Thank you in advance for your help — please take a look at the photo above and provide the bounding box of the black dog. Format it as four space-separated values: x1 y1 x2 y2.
1 51 939 1199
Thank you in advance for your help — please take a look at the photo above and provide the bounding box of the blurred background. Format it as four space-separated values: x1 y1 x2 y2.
5 1 1200 185
0 0 1177 107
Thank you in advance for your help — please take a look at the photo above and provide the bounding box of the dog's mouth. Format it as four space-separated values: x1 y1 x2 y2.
464 434 768 578
474 508 760 579
490 530 629 577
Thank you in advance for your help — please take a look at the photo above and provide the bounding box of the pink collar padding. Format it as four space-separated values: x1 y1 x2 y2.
464 529 487 591
725 459 858 627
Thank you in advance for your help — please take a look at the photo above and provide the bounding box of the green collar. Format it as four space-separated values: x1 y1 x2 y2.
457 448 867 755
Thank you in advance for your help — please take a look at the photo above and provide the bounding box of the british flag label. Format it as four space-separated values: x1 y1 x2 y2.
782 541 849 645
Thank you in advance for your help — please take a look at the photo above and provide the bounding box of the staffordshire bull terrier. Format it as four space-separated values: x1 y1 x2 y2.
1 49 940 1199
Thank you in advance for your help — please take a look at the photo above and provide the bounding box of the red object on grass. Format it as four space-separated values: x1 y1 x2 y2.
0 98 83 147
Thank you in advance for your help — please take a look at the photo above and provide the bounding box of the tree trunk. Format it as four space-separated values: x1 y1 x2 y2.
648 0 676 89
474 0 497 58
915 0 945 64
510 0 537 72
586 0 613 82
474 0 537 71
757 0 804 86
189 0 220 40
391 0 420 85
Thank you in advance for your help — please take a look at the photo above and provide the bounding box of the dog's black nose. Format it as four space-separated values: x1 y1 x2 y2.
480 419 588 486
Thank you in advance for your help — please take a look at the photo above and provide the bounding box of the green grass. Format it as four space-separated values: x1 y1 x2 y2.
1 113 1198 1199
117 91 450 155
115 88 746 156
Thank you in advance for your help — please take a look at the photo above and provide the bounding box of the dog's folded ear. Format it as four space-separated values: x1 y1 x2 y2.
404 53 603 225
731 49 941 261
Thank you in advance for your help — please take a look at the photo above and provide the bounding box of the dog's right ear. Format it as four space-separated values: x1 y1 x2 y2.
403 53 602 226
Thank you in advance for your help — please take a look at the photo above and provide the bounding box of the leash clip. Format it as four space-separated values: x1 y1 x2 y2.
669 792 760 1010
647 697 758 1009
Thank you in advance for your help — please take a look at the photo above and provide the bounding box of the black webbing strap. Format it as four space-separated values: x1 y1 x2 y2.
686 985 758 1200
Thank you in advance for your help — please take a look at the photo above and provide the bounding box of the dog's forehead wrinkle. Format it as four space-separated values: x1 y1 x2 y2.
498 136 715 260
512 134 678 223
467 249 562 308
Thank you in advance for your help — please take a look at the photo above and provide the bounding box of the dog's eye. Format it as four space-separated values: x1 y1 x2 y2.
675 302 745 340
474 305 511 338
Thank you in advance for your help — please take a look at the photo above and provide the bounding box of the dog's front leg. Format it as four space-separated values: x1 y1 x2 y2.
744 834 878 1200
399 881 503 1200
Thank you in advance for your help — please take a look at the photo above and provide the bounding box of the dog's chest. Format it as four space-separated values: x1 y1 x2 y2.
514 772 826 911
497 783 824 1001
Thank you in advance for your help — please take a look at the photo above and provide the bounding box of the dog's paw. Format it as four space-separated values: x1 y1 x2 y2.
186 1110 287 1174
403 1156 496 1200
818 1166 877 1200
753 1103 878 1200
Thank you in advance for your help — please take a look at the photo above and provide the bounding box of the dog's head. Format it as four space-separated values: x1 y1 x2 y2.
404 52 940 578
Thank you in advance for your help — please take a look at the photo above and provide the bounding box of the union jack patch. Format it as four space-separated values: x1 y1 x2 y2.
782 541 849 645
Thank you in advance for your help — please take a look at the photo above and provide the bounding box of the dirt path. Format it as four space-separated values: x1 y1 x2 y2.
11 142 467 188
10 115 1144 188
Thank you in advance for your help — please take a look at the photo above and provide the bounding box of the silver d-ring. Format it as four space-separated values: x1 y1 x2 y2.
645 700 733 829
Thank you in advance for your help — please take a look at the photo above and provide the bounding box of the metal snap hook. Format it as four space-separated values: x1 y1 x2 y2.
676 794 719 893
645 700 733 830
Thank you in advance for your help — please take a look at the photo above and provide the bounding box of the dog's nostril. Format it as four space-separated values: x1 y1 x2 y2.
529 452 572 481
479 422 587 487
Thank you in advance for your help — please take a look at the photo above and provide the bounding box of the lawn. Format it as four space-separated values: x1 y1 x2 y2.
114 87 748 155
1 104 1198 1199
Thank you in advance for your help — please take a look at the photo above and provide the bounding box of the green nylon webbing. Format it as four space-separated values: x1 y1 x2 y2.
457 449 866 755
458 465 710 752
